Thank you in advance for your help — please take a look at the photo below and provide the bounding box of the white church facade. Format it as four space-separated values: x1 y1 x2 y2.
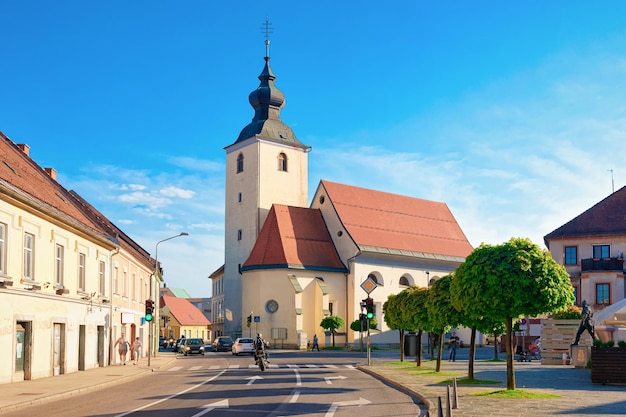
211 48 473 348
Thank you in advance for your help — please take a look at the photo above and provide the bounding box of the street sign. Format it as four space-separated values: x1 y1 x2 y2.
254 315 260 323
360 276 378 294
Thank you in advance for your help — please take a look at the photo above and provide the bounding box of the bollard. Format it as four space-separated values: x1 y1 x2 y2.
446 385 452 417
438 396 443 417
452 377 458 409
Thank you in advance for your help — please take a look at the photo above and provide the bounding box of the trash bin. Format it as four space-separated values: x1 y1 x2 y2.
404 333 418 356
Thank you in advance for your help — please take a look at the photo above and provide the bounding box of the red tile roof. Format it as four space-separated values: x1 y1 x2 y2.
544 186 626 244
161 295 211 326
242 205 347 272
320 180 473 259
0 131 112 243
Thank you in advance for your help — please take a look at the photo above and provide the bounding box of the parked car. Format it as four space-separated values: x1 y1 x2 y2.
172 337 183 351
484 335 501 345
231 337 255 355
212 336 233 352
179 338 205 356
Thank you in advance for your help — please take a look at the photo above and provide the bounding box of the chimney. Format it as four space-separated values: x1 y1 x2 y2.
17 144 30 156
44 168 57 181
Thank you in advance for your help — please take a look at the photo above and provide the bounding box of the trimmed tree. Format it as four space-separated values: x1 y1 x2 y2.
320 315 345 348
451 237 575 389
426 274 462 372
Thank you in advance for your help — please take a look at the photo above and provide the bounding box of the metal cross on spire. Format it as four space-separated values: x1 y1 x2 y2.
261 16 273 58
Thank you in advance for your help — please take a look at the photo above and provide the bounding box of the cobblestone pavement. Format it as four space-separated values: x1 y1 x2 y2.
359 358 626 417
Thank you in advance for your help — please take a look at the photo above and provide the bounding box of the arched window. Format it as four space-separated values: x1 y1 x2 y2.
399 276 410 287
368 274 378 284
236 153 244 173
278 152 288 171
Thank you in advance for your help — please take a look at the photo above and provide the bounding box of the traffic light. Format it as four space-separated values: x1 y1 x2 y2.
145 299 154 322
246 315 252 328
359 313 368 331
365 297 374 319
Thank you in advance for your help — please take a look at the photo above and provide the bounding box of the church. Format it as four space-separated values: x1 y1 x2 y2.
209 43 473 348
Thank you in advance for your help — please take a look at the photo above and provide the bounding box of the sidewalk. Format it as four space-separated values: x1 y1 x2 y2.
0 352 177 414
359 357 626 417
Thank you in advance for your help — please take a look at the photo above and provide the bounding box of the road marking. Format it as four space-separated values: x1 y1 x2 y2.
167 366 183 372
287 364 298 368
113 369 227 417
305 364 319 368
228 364 240 369
289 390 300 403
324 397 371 417
248 364 257 369
269 364 279 368
345 364 356 369
293 369 302 386
246 376 263 385
190 399 229 417
323 364 338 368
189 366 202 371
324 375 347 384
209 365 220 370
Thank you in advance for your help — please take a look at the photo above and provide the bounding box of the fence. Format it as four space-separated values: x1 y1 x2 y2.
540 319 592 365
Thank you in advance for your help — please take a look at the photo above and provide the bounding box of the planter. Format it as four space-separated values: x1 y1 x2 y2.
591 347 626 384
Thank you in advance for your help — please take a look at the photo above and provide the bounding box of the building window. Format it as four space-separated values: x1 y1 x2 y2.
236 153 244 173
368 273 379 284
132 272 136 300
0 222 6 274
564 246 577 265
78 253 86 291
122 270 127 297
23 233 35 280
399 276 410 287
593 245 610 259
596 283 610 306
99 261 106 295
237 229 242 241
573 286 579 305
278 152 287 171
55 244 64 286
238 192 242 203
113 267 118 294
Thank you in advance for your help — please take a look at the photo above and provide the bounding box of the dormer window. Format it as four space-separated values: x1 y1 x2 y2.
278 152 287 172
236 153 244 173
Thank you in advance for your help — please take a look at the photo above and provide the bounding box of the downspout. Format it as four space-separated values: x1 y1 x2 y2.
107 246 119 366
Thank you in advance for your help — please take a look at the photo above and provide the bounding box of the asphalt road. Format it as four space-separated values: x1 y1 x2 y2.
1 350 427 417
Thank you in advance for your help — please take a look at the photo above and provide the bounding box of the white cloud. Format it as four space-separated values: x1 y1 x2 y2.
159 186 195 199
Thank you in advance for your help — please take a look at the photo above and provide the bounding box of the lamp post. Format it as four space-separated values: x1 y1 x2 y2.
148 232 189 366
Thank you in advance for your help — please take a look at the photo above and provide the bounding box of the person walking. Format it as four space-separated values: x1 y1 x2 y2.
114 333 129 365
312 334 320 351
131 337 142 365
448 331 460 361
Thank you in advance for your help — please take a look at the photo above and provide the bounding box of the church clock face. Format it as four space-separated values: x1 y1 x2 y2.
266 299 279 314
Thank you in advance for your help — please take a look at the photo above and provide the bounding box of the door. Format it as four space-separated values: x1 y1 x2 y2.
78 325 86 371
53 323 65 376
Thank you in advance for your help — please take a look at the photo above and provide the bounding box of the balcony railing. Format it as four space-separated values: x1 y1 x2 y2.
581 257 624 272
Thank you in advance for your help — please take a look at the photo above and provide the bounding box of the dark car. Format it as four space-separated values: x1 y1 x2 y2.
172 337 183 351
179 338 205 356
212 336 233 352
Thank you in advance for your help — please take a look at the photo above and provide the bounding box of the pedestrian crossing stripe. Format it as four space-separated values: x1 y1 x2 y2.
167 364 357 371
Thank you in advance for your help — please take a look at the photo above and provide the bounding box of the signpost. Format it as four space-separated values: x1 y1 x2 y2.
360 276 378 365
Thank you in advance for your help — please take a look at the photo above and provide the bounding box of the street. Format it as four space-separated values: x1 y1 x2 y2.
1 350 427 417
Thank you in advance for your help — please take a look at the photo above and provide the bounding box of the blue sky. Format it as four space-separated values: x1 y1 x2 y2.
2 2 626 297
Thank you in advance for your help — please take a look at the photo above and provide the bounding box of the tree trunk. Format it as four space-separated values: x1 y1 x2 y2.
399 330 405 362
494 335 499 360
468 326 476 380
332 331 336 347
416 330 423 367
435 332 444 372
506 316 516 390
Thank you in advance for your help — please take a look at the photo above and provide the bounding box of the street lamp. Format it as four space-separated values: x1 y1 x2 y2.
148 232 189 366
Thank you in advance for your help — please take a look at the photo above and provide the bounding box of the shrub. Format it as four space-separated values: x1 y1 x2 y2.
593 339 605 347
606 340 615 347
618 340 626 348
551 305 582 319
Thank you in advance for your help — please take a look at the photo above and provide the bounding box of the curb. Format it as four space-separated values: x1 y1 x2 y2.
358 365 433 415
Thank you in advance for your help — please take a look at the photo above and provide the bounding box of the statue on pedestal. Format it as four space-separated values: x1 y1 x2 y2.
572 300 595 345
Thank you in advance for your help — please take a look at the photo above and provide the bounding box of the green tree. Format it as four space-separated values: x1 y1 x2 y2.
451 237 575 389
320 315 345 347
426 274 462 371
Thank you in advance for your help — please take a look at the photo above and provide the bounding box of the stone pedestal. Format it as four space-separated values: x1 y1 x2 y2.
570 345 591 368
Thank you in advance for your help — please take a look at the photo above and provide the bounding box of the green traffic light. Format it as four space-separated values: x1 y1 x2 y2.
366 312 374 319
145 313 153 322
